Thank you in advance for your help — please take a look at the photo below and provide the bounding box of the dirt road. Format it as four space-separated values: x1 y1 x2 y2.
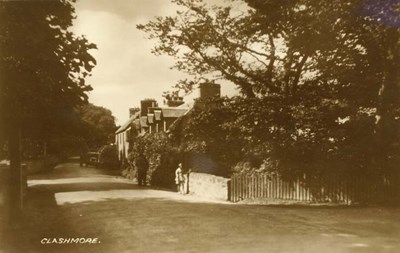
2 161 400 253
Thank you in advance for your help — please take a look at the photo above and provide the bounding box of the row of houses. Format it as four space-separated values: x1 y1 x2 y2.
115 83 221 162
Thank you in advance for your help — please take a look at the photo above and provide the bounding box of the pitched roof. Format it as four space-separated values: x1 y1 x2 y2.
166 102 195 132
115 112 140 134
161 108 188 118
177 100 195 110
116 99 194 135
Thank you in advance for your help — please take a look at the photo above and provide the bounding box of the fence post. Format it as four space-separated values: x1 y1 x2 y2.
238 175 241 202
245 175 248 199
260 175 263 198
252 175 255 199
247 175 250 199
242 174 245 200
277 175 281 199
231 176 234 202
263 174 267 198
235 175 238 202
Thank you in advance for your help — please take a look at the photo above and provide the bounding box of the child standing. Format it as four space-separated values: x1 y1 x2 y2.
175 163 185 194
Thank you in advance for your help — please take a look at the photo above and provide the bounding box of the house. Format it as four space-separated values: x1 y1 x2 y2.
115 108 140 162
115 83 221 163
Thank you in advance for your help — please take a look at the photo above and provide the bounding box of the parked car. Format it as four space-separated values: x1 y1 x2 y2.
80 151 100 167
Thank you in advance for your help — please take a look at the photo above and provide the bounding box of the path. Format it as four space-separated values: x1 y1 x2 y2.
2 160 400 253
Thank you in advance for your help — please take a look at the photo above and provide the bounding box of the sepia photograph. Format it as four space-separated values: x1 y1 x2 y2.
1 0 400 252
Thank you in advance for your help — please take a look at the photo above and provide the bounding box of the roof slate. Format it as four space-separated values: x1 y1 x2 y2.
161 108 188 118
115 111 140 134
116 101 193 135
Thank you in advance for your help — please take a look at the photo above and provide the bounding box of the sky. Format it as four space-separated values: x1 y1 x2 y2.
72 0 237 125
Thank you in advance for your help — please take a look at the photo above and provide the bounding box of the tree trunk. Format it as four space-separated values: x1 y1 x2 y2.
8 126 22 225
43 141 47 157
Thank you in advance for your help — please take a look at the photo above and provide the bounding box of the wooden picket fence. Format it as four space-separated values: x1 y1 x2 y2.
230 173 400 204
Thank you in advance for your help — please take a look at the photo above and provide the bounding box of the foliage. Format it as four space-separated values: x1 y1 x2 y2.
169 97 243 176
15 103 116 160
138 0 400 177
0 0 106 169
0 0 96 148
77 103 117 148
99 144 119 169
128 132 180 188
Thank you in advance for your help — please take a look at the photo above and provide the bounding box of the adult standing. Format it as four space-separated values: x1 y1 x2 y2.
175 163 185 194
135 153 149 186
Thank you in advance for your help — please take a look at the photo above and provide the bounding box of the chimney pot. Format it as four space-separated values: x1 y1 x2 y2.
129 107 140 117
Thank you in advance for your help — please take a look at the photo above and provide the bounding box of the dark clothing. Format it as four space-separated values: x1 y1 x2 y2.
135 155 149 186
137 170 147 186
136 156 149 170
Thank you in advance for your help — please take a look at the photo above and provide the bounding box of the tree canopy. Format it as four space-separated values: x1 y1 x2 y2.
0 0 97 140
0 0 98 220
138 0 400 175
78 103 117 148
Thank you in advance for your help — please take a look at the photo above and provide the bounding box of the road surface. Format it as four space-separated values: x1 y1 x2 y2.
1 160 400 253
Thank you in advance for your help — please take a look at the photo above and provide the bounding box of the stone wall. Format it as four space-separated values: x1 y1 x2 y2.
188 172 230 201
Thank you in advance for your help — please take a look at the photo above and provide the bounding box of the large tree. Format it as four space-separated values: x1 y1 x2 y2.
245 0 400 172
0 0 96 219
78 103 117 148
138 0 400 175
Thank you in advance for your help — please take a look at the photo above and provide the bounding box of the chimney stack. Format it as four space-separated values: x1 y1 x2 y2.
129 107 140 118
199 83 221 99
140 99 158 116
165 94 184 107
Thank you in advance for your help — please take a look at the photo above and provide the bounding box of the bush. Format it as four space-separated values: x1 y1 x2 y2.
99 144 119 169
128 132 181 188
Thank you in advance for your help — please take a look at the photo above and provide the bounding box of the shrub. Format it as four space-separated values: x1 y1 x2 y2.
128 132 180 188
99 144 119 169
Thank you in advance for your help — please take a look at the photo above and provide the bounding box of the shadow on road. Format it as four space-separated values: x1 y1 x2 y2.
30 181 140 193
2 187 70 253
3 160 400 253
